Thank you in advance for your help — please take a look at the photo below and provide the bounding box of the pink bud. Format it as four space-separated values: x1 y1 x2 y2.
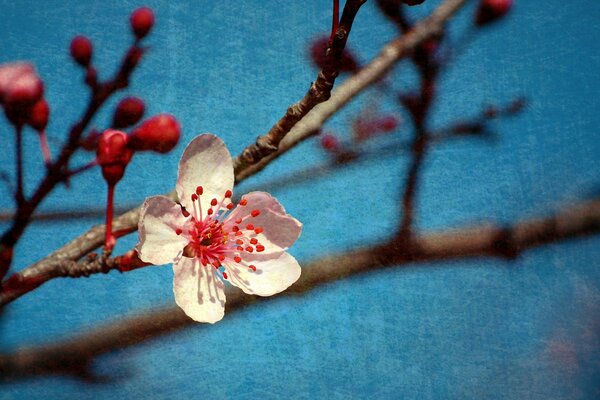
97 129 133 185
70 35 93 67
112 96 145 128
0 63 34 102
320 133 341 152
130 7 155 39
129 114 181 153
0 63 43 107
475 0 512 26
27 98 50 131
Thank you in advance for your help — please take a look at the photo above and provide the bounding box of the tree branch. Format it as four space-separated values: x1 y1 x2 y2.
2 198 599 381
0 0 468 307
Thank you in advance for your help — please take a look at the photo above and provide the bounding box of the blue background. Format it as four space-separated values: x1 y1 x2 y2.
1 0 599 398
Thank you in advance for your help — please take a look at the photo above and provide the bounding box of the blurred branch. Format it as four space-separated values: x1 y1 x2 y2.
0 0 468 307
2 198 599 381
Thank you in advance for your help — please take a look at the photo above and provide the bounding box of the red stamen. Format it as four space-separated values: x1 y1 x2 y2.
251 209 261 217
236 239 244 245
254 227 264 234
234 256 242 263
248 265 256 272
211 198 218 206
227 203 234 210
175 228 182 235
256 245 265 252
208 209 213 215
196 186 203 195
225 190 232 198
182 208 190 217
246 224 254 231
245 246 253 253
232 226 239 232
239 198 248 206
223 272 228 279
218 254 225 261
212 260 220 267
191 194 198 202
237 246 244 251
235 231 243 236
250 238 258 245
235 218 242 224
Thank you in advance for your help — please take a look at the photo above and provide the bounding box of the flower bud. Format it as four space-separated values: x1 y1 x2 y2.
320 133 341 153
130 7 155 39
0 63 34 103
27 98 50 131
112 96 145 128
475 0 512 26
309 36 359 73
129 114 181 153
69 35 93 67
0 63 43 108
97 129 133 185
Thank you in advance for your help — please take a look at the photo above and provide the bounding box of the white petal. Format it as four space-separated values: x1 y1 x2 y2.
173 257 226 323
226 252 301 296
176 134 234 217
136 196 189 265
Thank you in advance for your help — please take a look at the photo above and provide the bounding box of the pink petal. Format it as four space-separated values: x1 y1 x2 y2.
225 252 301 296
176 134 234 217
173 257 226 323
0 62 34 99
225 206 302 256
136 195 189 265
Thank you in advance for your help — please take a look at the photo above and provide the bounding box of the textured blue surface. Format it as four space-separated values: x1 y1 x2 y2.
1 1 599 399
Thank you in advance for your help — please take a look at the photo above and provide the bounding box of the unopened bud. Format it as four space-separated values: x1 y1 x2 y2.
130 7 155 39
112 96 145 128
27 98 50 131
70 35 93 67
129 114 181 153
320 133 341 153
97 129 133 185
475 0 512 26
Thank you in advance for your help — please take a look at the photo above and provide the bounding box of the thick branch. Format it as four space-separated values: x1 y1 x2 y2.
2 199 599 381
0 0 468 306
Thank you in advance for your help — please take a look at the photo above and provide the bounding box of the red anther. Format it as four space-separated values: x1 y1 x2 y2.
320 133 341 152
128 114 181 153
207 209 213 215
246 224 254 231
96 129 133 185
219 254 225 261
226 203 234 210
112 96 145 129
175 228 182 235
196 186 203 195
245 246 253 253
237 246 244 251
235 231 242 236
235 218 242 224
69 35 93 67
475 0 512 26
256 245 265 252
239 198 248 206
250 238 258 245
248 265 257 272
27 98 50 131
225 190 232 198
211 260 220 267
191 193 198 202
181 208 190 218
254 227 264 234
251 209 261 217
234 256 242 263
222 272 228 280
130 6 155 39
236 239 244 245
232 226 239 232
211 198 218 206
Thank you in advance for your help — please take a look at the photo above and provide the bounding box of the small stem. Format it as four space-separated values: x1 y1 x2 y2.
330 0 340 42
104 184 115 251
37 130 52 166
68 159 98 177
14 125 24 206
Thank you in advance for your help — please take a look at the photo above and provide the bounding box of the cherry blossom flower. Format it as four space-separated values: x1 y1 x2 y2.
136 134 302 323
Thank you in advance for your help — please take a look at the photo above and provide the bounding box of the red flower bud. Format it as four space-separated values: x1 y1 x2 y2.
69 35 93 67
129 114 181 153
97 129 133 185
130 7 155 39
0 63 34 103
27 98 50 131
475 0 512 26
0 63 43 107
112 96 145 129
320 133 341 153
309 36 359 73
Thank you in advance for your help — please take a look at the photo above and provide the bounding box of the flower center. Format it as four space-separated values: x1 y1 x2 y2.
177 185 266 281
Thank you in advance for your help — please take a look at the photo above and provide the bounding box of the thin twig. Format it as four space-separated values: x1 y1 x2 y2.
2 198 599 381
